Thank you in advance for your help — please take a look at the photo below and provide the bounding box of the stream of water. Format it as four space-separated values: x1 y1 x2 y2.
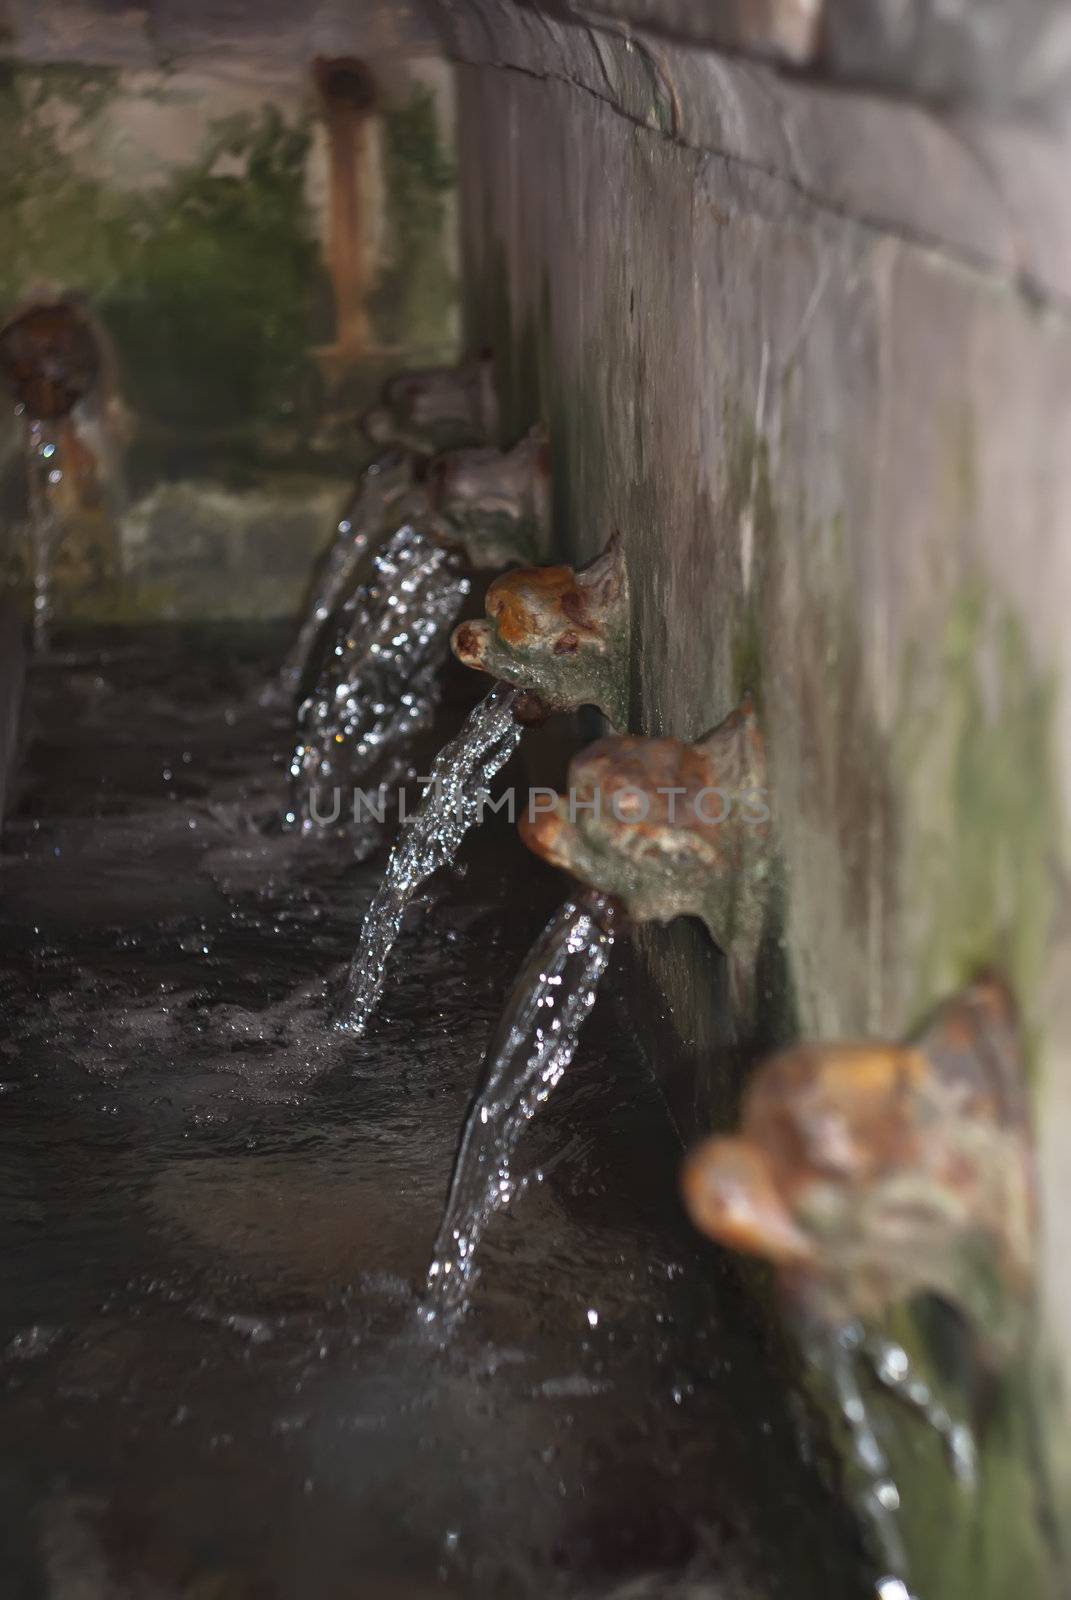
340 682 525 1035
277 453 413 702
23 417 63 653
423 893 620 1327
285 523 469 837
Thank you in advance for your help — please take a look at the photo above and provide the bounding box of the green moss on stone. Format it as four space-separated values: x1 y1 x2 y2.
894 589 1059 1042
822 1303 1062 1600
0 65 129 298
0 68 328 436
100 106 325 430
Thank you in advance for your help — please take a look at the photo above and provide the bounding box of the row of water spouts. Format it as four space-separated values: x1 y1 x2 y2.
3 314 1035 1599
269 355 1038 1600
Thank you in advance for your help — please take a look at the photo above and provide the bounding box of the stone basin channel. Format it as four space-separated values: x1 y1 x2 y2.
0 625 862 1599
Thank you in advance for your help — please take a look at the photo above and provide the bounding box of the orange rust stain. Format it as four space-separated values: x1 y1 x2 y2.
744 1044 930 1192
314 59 376 354
682 1136 817 1265
0 302 100 420
518 807 569 867
486 565 575 646
569 735 738 842
453 622 485 664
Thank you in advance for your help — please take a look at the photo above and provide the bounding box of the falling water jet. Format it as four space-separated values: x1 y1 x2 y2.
276 450 422 702
339 680 540 1035
339 536 632 1035
804 1320 915 1590
22 420 64 652
422 890 623 1329
285 523 470 838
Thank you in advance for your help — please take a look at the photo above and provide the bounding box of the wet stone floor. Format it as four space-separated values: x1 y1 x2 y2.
0 628 860 1600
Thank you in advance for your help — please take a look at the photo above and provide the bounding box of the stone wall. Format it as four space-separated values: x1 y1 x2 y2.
435 3 1071 1593
0 2 458 621
516 0 1071 108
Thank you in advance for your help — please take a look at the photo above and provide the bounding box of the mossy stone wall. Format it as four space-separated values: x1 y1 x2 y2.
0 55 458 621
443 5 1071 1594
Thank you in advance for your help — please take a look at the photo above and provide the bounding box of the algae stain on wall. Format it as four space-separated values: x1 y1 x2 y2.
102 107 326 432
0 58 461 622
0 63 129 297
894 592 1059 1041
0 64 328 438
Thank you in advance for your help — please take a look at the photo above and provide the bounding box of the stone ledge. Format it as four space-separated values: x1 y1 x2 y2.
0 0 443 77
517 0 1071 113
433 0 1071 309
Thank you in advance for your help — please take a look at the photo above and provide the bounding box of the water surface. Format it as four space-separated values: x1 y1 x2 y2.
0 626 862 1600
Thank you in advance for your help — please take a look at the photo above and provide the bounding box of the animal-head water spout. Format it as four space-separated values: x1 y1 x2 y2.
682 974 1035 1352
430 425 552 569
519 695 770 1011
452 533 630 726
682 976 1038 1594
0 302 99 421
362 350 497 457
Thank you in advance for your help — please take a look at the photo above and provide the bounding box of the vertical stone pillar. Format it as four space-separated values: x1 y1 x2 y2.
314 56 378 355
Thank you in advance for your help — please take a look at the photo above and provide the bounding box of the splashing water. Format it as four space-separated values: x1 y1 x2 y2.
23 417 63 652
803 1320 938 1600
285 524 469 836
341 683 525 1034
423 893 619 1327
277 452 415 702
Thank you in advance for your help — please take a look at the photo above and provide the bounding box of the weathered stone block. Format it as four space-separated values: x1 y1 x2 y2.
442 5 1071 1591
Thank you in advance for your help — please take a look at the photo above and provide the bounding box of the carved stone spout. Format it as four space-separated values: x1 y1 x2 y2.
0 302 99 420
431 425 552 569
452 533 628 721
362 351 497 456
680 977 1042 1592
519 696 771 1006
682 975 1036 1354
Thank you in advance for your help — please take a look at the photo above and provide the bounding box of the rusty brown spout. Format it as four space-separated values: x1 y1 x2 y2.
682 975 1035 1351
362 351 498 457
452 532 629 725
681 977 1039 1590
519 695 771 1008
0 303 99 420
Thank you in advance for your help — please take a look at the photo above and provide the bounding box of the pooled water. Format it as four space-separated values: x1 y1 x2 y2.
0 627 864 1600
285 523 469 837
424 894 619 1326
341 682 525 1035
276 452 414 702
